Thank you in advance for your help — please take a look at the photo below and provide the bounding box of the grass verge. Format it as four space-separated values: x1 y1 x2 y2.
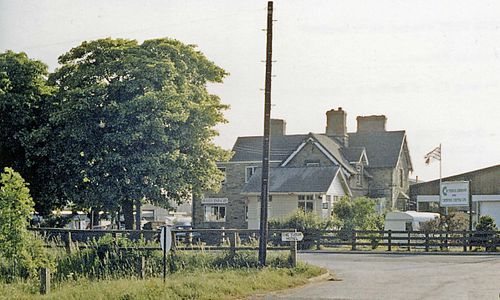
0 262 326 300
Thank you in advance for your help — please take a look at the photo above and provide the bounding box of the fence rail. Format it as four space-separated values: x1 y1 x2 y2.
28 227 500 253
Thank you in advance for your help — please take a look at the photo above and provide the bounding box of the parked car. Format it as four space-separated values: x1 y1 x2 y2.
173 221 201 243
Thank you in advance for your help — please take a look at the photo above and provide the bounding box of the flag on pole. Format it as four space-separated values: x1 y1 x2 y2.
424 145 441 164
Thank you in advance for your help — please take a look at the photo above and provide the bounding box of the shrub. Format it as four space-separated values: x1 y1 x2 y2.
0 168 53 280
474 215 498 251
269 210 331 249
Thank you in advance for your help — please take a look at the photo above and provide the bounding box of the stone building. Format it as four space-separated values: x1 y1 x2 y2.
193 108 413 229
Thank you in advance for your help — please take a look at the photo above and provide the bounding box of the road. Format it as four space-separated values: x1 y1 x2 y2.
254 253 500 300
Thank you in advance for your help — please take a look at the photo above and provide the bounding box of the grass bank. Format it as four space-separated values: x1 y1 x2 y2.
0 262 326 300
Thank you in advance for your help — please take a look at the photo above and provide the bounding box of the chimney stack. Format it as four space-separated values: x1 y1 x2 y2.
356 115 387 132
270 119 286 136
326 107 348 147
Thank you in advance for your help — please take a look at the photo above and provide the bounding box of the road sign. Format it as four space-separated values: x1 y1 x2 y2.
440 181 469 207
160 226 172 252
281 231 304 242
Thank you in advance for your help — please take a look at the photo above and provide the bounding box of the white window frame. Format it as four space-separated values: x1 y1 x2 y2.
245 166 257 183
204 205 226 222
298 194 314 213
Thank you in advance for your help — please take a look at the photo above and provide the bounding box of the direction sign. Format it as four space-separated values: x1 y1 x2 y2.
440 181 469 207
160 226 172 252
281 232 304 242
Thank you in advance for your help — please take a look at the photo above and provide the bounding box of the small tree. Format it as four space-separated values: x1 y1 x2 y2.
269 210 331 249
0 167 51 278
474 215 498 251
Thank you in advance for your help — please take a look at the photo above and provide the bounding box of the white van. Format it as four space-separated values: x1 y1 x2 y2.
384 211 439 232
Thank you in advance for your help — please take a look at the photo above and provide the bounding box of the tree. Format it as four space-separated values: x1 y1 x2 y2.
0 51 57 214
332 197 384 232
47 38 230 228
0 167 52 278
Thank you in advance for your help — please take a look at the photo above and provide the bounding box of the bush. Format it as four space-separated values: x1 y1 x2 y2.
269 210 331 249
0 168 53 280
473 215 498 251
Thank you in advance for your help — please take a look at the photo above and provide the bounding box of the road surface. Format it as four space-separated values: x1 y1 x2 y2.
254 253 500 300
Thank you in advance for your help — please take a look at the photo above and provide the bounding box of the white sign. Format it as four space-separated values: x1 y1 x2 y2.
440 181 469 207
281 232 304 242
160 226 172 252
201 197 228 204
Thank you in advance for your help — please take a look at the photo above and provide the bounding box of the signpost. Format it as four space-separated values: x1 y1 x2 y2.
160 226 172 282
281 231 304 242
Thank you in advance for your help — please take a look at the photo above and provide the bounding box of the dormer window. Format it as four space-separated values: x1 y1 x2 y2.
245 166 257 183
305 160 320 167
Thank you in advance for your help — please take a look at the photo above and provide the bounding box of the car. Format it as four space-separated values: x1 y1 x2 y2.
173 221 201 243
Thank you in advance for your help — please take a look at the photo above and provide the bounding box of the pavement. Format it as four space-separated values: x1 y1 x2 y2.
251 253 500 300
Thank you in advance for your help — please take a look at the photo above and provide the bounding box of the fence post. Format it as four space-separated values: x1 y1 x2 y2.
351 231 357 251
407 230 411 251
388 230 392 252
425 232 429 252
229 232 237 256
65 231 72 254
463 231 467 252
289 240 297 267
136 256 145 279
39 268 50 295
316 231 321 250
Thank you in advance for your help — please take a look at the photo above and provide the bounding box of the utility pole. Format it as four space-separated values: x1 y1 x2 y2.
259 1 274 267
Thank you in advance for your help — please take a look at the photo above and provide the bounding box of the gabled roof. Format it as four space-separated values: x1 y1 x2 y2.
242 166 341 194
342 147 368 164
230 134 307 162
348 130 407 168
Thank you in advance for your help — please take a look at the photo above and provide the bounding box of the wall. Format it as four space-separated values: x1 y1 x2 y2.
286 141 335 167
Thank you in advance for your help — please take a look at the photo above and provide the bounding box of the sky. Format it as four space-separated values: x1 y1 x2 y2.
1 0 499 181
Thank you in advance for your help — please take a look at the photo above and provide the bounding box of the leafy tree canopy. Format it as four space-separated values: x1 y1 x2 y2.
46 38 231 218
0 51 56 214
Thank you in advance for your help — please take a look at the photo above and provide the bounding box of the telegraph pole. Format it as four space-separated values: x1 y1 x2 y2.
259 1 274 267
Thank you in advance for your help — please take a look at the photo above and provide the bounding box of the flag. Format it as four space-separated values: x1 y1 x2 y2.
424 145 441 165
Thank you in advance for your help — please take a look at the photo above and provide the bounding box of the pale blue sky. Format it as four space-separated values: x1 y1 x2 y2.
1 0 499 181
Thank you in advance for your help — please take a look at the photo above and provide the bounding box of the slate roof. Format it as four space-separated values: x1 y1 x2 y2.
342 147 367 163
309 133 355 174
230 134 308 162
242 166 341 194
348 130 406 168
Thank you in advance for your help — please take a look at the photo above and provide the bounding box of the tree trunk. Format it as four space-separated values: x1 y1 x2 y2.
123 200 134 230
135 199 142 230
92 208 100 227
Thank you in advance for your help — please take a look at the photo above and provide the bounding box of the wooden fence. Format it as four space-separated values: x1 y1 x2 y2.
307 229 500 252
28 227 500 253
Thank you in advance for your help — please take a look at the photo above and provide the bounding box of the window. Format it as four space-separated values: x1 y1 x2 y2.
245 205 248 222
245 166 257 183
356 165 363 186
142 209 155 221
305 160 320 167
298 195 314 213
218 167 226 184
399 169 404 188
204 205 226 222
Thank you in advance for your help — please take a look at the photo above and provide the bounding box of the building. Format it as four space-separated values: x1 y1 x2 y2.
193 108 413 229
410 164 500 227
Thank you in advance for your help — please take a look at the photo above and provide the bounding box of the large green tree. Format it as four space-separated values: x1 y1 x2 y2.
0 51 57 214
47 38 230 228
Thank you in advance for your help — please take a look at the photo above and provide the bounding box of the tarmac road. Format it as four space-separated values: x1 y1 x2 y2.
253 253 500 300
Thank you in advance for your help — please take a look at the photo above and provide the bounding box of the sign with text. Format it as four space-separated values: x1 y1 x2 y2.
281 232 304 242
440 181 469 207
201 197 228 204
